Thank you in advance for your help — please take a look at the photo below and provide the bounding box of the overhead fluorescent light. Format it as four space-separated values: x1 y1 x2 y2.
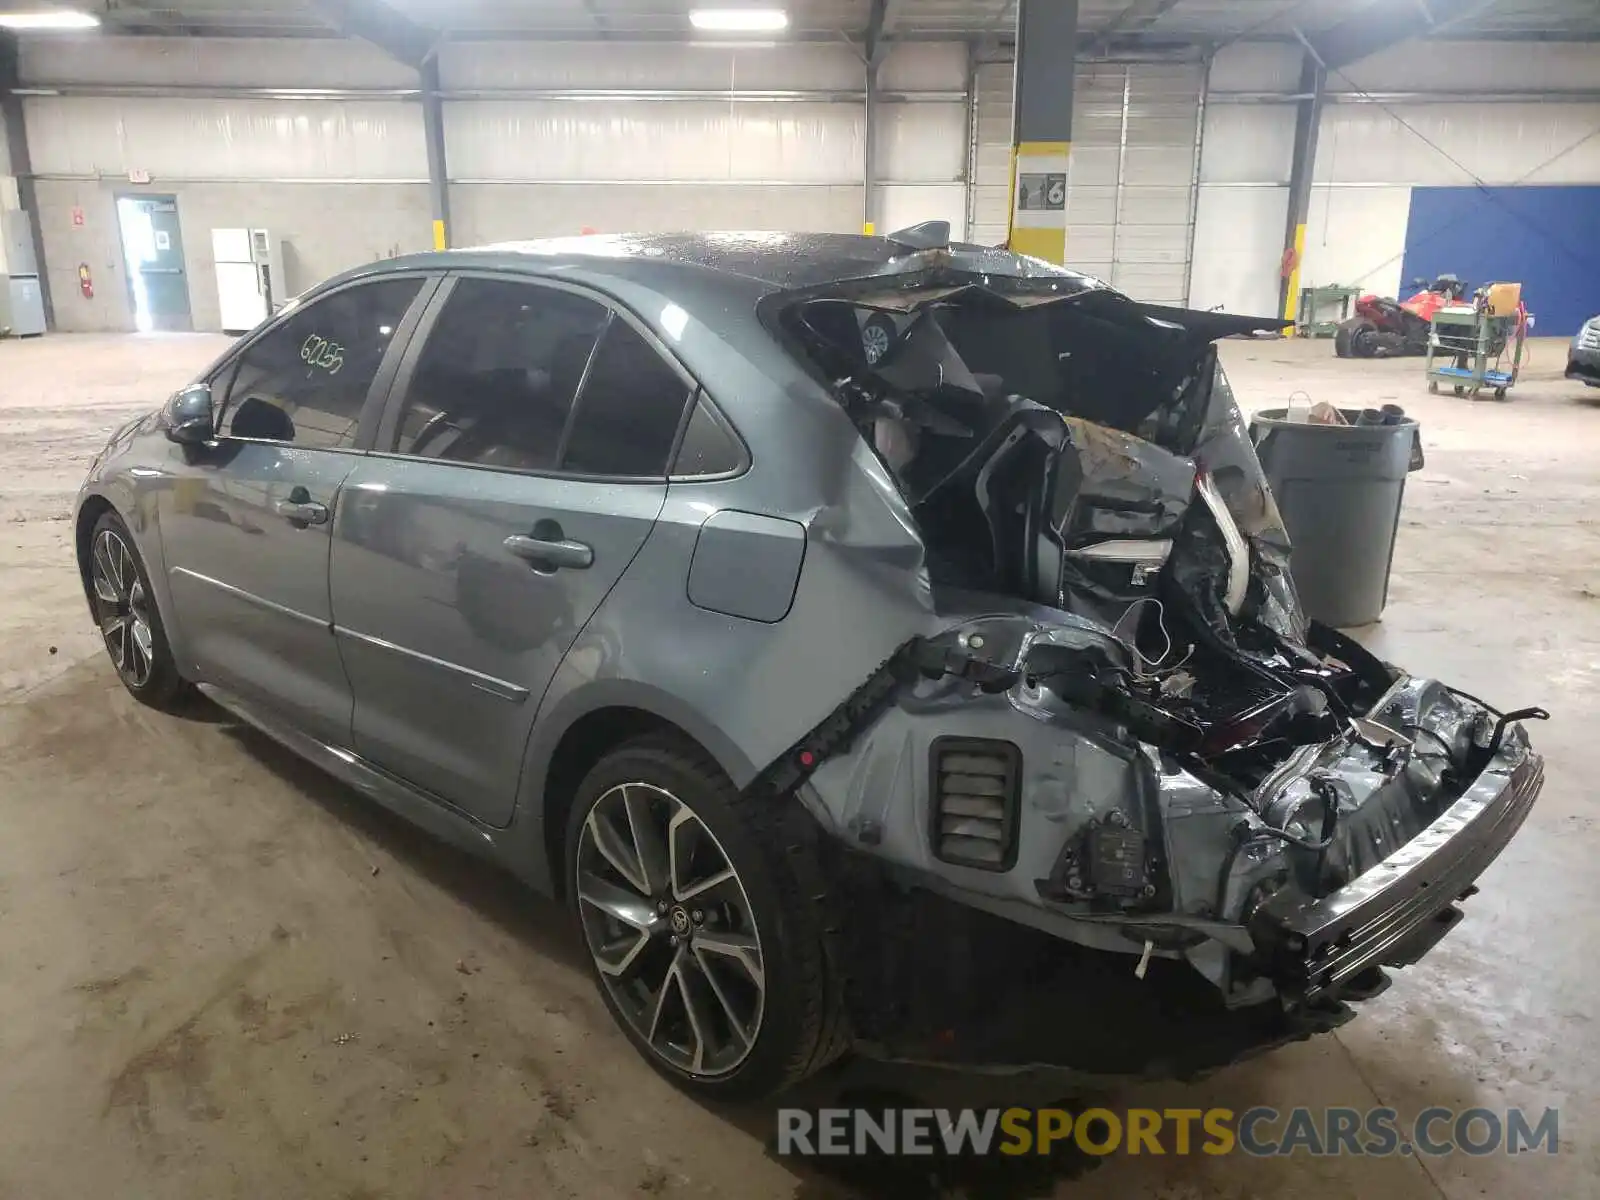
0 9 101 29
690 8 789 32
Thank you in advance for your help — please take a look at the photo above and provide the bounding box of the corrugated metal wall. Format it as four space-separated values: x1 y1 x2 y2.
970 55 1204 303
1190 41 1600 316
19 36 968 331
16 34 1600 333
969 59 1014 247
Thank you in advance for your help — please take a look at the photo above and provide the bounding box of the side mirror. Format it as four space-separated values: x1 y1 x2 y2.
162 383 215 445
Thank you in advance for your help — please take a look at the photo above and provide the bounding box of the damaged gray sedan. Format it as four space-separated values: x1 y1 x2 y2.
74 227 1545 1100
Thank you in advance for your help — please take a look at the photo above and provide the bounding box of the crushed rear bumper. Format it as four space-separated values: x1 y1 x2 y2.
1249 748 1543 1002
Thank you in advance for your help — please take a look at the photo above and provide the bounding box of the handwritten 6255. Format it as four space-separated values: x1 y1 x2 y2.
300 334 345 375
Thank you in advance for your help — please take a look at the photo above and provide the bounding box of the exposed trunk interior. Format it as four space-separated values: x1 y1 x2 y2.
777 279 1450 890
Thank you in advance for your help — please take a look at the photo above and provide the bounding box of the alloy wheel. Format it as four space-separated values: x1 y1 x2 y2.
91 528 155 690
575 782 766 1078
862 320 892 364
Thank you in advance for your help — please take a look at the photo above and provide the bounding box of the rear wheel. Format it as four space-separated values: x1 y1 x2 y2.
565 735 846 1099
87 511 190 709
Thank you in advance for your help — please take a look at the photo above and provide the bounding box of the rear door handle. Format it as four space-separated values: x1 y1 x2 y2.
504 534 593 571
274 489 329 527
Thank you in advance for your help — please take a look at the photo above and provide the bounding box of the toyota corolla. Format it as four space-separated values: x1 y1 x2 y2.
75 227 1544 1099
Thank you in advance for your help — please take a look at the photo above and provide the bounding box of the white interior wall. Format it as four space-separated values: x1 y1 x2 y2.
17 36 972 330
970 56 1203 301
969 59 1014 246
451 184 865 246
19 34 414 87
1308 42 1600 293
25 96 427 181
1332 42 1600 94
444 100 863 184
15 32 1600 332
1188 187 1289 316
875 96 969 237
436 39 867 91
1302 100 1600 294
1188 65 1296 316
1191 39 1600 314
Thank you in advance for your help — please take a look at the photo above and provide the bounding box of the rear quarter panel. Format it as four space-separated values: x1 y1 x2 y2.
503 277 945 892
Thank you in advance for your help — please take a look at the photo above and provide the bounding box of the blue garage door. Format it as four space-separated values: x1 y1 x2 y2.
1400 185 1600 338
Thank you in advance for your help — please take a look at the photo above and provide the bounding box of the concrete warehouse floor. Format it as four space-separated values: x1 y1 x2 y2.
1 329 1597 1200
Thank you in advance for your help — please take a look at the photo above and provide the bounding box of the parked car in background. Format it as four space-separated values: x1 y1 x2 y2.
74 228 1545 1100
1568 315 1600 385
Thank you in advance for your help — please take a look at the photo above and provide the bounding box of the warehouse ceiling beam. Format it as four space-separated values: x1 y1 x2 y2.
308 1 448 249
1310 0 1501 70
100 2 207 36
1079 0 1184 58
864 0 899 68
308 0 435 68
0 31 53 327
578 0 613 40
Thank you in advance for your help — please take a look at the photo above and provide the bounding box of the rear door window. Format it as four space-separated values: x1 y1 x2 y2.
391 278 609 472
216 277 422 448
559 319 693 478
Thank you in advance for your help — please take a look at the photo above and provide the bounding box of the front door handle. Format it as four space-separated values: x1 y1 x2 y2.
504 533 593 571
274 488 329 528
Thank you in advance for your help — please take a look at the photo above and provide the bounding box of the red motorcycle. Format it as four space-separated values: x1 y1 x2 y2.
1335 275 1471 358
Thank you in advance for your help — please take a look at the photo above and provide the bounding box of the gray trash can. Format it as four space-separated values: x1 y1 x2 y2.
1249 408 1423 627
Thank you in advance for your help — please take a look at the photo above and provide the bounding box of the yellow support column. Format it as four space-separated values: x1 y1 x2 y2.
1008 140 1072 263
1006 1 1077 265
1278 54 1324 334
1281 222 1306 334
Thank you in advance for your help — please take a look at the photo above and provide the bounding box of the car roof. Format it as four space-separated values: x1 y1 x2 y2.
317 231 1104 296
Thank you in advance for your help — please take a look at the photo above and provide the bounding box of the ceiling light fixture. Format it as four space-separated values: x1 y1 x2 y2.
0 9 100 29
689 8 789 33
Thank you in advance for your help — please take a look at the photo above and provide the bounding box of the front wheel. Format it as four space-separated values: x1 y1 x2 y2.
565 735 846 1099
86 511 191 709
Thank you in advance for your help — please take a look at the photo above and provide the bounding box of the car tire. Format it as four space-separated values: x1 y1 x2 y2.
565 733 847 1100
1334 318 1375 359
86 510 191 710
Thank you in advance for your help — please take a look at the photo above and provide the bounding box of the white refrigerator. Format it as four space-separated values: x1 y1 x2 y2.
212 228 284 334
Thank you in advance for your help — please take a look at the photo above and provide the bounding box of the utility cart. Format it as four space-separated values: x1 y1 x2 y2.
1425 282 1527 400
1296 284 1360 339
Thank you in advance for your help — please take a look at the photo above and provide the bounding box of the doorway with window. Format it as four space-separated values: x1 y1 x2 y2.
114 193 193 331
